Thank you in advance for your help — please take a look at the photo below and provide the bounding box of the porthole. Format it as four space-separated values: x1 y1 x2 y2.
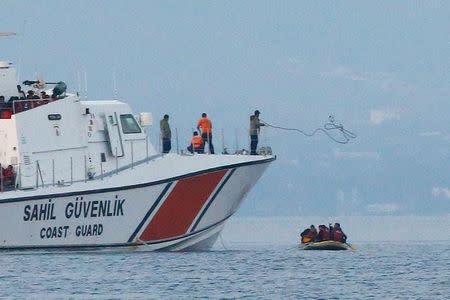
48 114 62 120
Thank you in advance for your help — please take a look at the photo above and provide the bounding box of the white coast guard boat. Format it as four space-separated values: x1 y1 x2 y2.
0 39 274 251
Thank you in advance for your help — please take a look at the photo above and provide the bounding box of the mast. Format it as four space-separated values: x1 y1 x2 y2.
0 32 18 100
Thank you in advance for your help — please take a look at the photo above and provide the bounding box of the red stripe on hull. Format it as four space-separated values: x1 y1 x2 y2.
139 169 227 241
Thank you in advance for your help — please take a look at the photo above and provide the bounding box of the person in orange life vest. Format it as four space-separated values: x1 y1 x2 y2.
187 131 204 154
300 225 317 243
315 224 330 242
197 113 214 154
331 223 347 243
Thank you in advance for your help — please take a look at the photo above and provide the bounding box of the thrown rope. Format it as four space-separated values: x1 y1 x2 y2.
261 116 357 144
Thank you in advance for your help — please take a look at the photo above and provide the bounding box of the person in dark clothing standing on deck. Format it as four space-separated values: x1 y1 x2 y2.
249 110 265 155
160 114 171 153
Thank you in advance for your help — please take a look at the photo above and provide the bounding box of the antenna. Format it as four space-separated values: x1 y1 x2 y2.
0 31 19 80
17 21 27 81
84 69 88 100
112 66 118 100
76 69 81 97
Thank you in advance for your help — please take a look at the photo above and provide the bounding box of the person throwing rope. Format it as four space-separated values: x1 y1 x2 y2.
249 110 265 155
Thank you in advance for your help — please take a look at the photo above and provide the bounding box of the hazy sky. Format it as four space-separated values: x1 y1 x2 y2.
2 1 450 216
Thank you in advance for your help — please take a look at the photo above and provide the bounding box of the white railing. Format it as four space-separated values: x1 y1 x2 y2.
157 127 273 156
0 128 273 193
0 136 162 192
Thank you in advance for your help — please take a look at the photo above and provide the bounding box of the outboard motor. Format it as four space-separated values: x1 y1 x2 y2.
52 81 67 97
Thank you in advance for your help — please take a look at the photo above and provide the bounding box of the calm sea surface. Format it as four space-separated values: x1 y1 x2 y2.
0 241 448 299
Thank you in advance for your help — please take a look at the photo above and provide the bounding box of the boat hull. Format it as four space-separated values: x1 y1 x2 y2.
301 240 352 251
0 158 272 251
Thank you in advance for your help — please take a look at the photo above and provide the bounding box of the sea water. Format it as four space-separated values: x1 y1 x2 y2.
0 218 449 299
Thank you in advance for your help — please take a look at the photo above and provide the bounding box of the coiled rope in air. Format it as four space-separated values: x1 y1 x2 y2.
261 116 357 144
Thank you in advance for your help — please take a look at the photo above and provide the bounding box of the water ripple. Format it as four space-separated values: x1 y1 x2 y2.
0 241 449 299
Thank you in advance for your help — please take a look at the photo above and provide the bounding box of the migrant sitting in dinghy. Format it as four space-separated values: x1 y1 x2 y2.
300 225 317 243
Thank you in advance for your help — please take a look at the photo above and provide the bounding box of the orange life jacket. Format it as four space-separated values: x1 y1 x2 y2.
197 117 212 134
302 236 313 243
191 136 203 148
301 228 316 243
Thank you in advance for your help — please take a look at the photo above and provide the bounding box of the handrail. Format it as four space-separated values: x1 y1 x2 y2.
95 153 163 180
35 161 40 188
12 98 58 114
0 126 273 193
0 163 3 192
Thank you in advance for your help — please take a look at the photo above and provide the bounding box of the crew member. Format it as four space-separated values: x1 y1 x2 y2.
17 85 26 99
331 223 347 243
2 165 14 187
249 110 265 155
26 90 34 99
300 225 317 244
40 91 50 99
315 225 330 242
160 114 171 153
2 165 13 177
197 113 214 154
187 131 204 154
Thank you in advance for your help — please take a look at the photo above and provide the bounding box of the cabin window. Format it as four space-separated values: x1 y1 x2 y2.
48 114 62 120
120 114 141 134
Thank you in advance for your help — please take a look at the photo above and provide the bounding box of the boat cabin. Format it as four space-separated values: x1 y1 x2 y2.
0 62 154 191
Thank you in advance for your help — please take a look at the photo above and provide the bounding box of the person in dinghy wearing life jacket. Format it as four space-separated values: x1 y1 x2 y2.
315 225 331 242
300 225 317 244
331 223 347 243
